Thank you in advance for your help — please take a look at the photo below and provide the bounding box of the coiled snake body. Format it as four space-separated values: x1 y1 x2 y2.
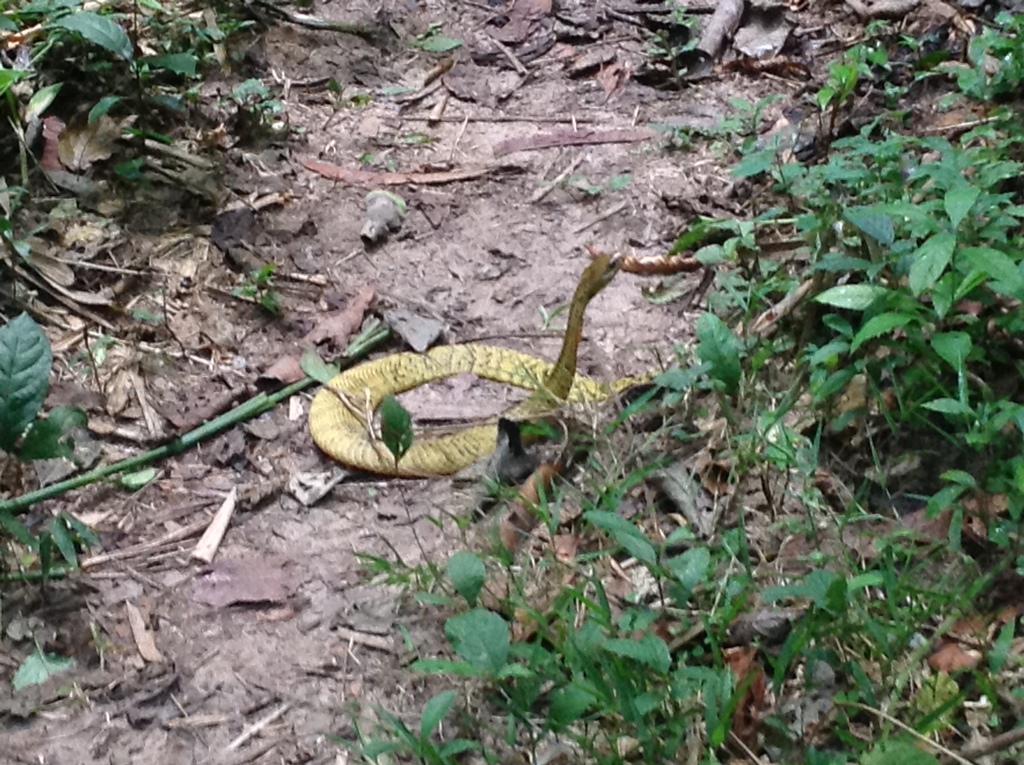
309 254 643 477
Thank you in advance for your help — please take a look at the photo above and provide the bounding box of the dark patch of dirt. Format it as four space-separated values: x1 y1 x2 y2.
1 0 876 761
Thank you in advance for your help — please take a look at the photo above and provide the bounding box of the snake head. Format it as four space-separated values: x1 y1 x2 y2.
581 247 623 299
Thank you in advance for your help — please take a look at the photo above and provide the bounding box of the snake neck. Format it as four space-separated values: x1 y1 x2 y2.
543 255 617 399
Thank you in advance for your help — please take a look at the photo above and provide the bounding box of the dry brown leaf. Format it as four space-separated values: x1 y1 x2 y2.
40 115 65 171
595 61 630 96
303 287 375 346
190 556 298 608
500 462 560 553
262 287 375 385
929 640 982 672
490 0 552 43
57 114 124 172
724 645 767 746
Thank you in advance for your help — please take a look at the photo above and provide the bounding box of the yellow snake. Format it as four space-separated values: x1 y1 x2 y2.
309 254 643 477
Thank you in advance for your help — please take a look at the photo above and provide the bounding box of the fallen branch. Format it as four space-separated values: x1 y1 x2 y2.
303 157 518 186
493 128 654 158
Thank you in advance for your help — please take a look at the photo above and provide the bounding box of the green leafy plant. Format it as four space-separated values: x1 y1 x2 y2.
410 23 462 53
352 690 479 765
379 395 413 466
232 264 282 315
1 313 97 579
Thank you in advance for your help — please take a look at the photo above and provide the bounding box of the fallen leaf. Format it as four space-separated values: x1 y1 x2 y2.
929 640 982 672
490 0 552 43
500 462 561 553
190 557 298 608
261 287 375 385
40 116 65 171
57 114 124 172
304 287 375 347
724 645 767 745
595 60 630 96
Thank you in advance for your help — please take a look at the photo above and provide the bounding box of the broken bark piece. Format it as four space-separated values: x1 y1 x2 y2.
493 128 653 158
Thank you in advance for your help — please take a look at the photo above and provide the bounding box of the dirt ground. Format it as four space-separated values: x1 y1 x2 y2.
1 1 876 762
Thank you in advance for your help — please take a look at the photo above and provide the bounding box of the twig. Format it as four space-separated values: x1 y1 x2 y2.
838 701 975 765
447 114 469 162
960 725 1024 759
225 703 291 752
125 601 165 663
531 154 585 203
574 200 629 234
400 114 595 124
191 487 238 564
484 34 530 77
333 626 396 653
80 518 211 569
0 322 391 516
250 0 379 38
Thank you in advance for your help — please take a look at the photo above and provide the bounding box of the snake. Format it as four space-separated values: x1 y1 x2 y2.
308 253 645 477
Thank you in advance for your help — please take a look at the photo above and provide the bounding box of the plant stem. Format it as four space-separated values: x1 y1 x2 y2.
0 322 390 517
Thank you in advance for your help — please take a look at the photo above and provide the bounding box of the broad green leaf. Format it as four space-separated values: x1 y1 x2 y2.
48 514 78 566
379 394 413 464
0 69 28 95
299 347 339 384
89 95 122 122
549 683 595 727
444 609 509 675
447 551 485 605
944 183 979 230
696 313 741 395
931 331 971 371
25 82 63 123
860 739 940 765
439 740 480 757
410 658 484 677
141 52 197 77
667 546 710 594
12 648 76 691
959 246 1024 295
990 619 1014 672
18 405 87 460
411 35 462 52
922 397 970 416
694 243 725 265
585 510 656 564
119 467 157 490
0 510 37 548
53 12 133 60
604 634 671 673
814 284 888 310
909 232 957 295
0 15 17 32
731 147 775 178
654 364 706 392
420 690 456 738
843 206 894 246
607 173 631 191
851 312 914 351
764 569 846 611
940 469 975 487
0 313 53 453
